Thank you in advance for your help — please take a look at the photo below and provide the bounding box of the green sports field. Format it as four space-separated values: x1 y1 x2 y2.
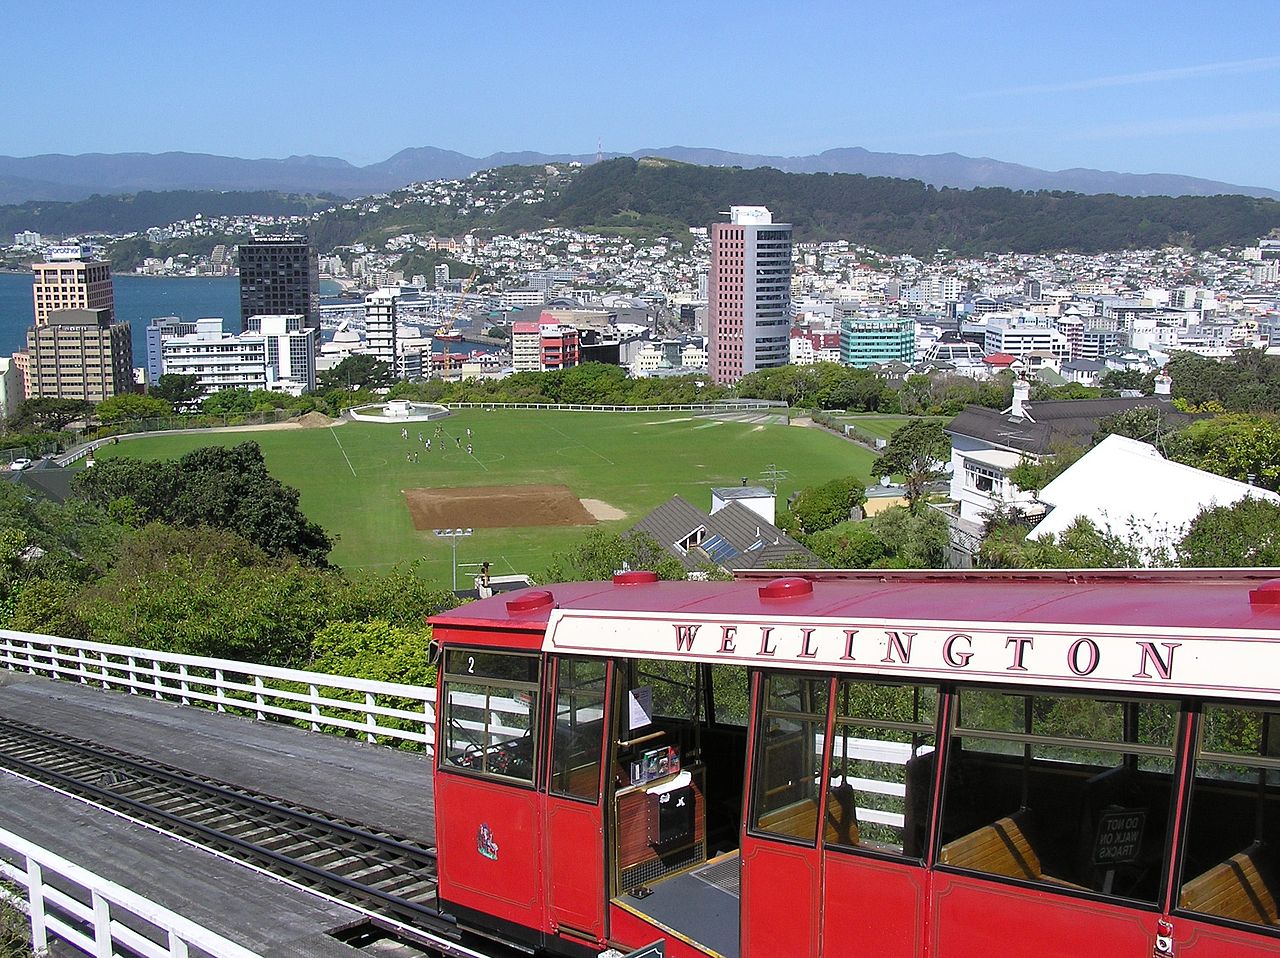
94 410 874 579
832 414 946 440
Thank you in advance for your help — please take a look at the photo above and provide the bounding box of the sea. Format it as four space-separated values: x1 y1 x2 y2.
0 272 451 363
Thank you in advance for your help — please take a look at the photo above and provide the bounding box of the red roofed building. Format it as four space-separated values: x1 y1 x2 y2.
981 352 1023 372
512 316 580 372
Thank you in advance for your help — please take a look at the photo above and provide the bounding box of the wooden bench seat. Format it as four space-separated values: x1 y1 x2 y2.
758 798 819 840
940 810 1084 889
1179 844 1280 927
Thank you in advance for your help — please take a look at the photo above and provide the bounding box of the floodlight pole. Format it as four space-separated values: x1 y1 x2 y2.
433 528 474 591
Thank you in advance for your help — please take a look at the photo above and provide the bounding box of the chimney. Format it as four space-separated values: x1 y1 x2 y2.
1154 371 1172 396
1011 378 1031 418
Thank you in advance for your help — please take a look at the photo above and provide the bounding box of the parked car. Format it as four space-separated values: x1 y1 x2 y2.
7 458 32 471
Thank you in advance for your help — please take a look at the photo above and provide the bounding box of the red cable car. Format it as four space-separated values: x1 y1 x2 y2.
429 569 1280 958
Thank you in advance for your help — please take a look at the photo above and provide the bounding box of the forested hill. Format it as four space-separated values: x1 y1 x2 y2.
0 190 338 238
542 158 1280 255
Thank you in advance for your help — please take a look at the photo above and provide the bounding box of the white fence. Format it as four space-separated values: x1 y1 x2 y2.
0 630 438 755
446 401 785 413
0 822 263 958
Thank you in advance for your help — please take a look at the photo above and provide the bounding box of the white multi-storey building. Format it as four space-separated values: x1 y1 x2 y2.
364 288 398 367
162 316 315 397
708 206 793 384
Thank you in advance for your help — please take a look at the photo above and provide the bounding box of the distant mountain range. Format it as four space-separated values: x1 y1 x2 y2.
1 146 1276 205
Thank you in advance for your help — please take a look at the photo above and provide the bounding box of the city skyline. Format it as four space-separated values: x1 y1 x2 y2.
2 1 1280 190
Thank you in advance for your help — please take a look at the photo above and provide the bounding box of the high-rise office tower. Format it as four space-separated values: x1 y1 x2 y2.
237 237 319 332
364 287 398 367
31 244 114 326
707 206 793 384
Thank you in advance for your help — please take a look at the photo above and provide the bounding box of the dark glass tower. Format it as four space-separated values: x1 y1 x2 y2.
237 237 319 332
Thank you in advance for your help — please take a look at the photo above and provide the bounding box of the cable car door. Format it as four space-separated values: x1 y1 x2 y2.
741 673 831 958
543 656 612 947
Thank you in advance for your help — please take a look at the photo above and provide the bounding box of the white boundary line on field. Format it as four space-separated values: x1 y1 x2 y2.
328 426 357 477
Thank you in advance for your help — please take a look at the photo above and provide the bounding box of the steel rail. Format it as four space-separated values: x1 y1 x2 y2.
0 717 453 938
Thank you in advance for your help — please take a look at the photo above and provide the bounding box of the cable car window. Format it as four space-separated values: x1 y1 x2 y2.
444 649 539 683
939 689 1177 904
637 660 700 722
827 679 938 860
440 650 540 785
750 674 830 844
550 657 608 801
1178 704 1280 929
710 665 750 727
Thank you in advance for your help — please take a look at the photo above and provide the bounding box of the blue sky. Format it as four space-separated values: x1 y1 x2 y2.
5 0 1280 189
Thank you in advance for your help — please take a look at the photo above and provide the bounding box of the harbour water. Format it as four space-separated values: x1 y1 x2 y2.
0 271 242 360
0 271 500 368
0 273 365 361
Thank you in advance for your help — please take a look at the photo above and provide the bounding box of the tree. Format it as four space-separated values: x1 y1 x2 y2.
96 393 172 424
9 397 95 432
806 521 887 568
873 420 951 514
868 506 949 568
76 523 334 663
542 529 686 582
1007 441 1085 495
73 441 333 566
789 477 868 534
1166 414 1280 491
319 354 396 391
1094 406 1182 447
150 373 204 410
1178 498 1280 567
201 388 257 416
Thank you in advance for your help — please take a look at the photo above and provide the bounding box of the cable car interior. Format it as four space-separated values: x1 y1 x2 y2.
608 661 750 958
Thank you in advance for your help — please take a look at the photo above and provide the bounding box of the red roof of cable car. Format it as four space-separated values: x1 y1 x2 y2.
429 569 1280 638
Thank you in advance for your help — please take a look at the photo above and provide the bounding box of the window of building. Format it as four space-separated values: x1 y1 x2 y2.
827 679 938 859
1177 704 1280 929
751 674 829 844
939 689 1177 904
440 649 540 784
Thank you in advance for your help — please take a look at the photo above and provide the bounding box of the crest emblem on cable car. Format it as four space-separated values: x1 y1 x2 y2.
476 823 499 861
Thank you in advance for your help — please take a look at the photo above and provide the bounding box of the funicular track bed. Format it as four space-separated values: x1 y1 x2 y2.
0 716 449 936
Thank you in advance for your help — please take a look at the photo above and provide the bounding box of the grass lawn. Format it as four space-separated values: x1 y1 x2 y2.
95 410 874 580
832 414 947 441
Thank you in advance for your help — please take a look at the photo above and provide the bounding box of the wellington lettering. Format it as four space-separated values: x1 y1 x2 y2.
667 622 1181 682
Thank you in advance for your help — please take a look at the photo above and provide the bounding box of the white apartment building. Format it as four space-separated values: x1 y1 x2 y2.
162 316 315 397
984 324 1071 360
364 287 398 366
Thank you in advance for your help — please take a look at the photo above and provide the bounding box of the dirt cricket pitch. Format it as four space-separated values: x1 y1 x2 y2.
404 484 598 529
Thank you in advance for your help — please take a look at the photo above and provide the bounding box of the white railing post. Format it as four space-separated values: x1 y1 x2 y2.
167 931 191 958
77 646 88 685
50 644 61 681
26 858 48 952
254 676 266 721
215 668 225 712
179 664 190 706
91 889 112 958
365 692 377 744
99 651 109 689
154 659 164 700
309 684 320 732
127 656 138 694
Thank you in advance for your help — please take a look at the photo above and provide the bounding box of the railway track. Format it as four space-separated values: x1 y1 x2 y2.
0 716 453 941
